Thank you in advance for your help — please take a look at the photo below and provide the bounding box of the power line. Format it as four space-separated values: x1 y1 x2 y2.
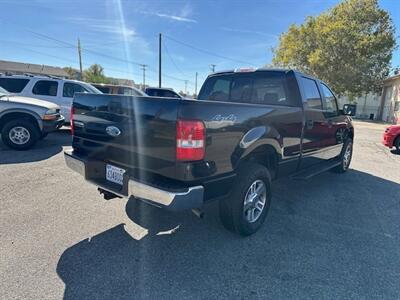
164 34 257 67
28 30 144 66
163 39 186 78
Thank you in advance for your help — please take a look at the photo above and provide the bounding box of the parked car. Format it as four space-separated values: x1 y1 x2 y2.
91 83 146 96
0 86 64 150
382 124 400 151
144 87 182 98
64 68 355 236
0 74 102 123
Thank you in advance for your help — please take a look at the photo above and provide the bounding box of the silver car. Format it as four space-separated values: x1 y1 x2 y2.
0 86 64 150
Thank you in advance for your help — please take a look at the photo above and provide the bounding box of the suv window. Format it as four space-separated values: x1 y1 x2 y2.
160 90 180 98
0 78 30 93
320 83 338 113
63 82 88 97
300 77 322 109
198 72 291 105
32 80 58 96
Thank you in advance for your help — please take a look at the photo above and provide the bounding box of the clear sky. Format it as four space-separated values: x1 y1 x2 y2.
0 0 399 94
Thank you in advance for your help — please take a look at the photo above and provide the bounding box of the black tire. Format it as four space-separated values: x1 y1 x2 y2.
219 162 272 236
1 119 40 150
331 139 353 173
395 136 400 152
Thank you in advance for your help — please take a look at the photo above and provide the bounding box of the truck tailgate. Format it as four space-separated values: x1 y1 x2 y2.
71 94 179 180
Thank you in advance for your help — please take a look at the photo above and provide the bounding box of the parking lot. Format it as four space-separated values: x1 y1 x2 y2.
1 121 399 299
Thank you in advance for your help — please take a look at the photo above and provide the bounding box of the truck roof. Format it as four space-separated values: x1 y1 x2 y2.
209 67 317 81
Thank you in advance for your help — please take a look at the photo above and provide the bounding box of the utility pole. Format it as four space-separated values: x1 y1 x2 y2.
210 64 216 73
184 80 188 94
78 38 83 80
158 33 162 88
195 72 198 96
140 64 147 90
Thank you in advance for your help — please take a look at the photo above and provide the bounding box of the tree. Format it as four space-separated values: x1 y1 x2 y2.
83 64 110 83
272 0 396 96
63 67 79 79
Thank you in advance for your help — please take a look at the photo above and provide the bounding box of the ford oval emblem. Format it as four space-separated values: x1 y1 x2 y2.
105 126 121 137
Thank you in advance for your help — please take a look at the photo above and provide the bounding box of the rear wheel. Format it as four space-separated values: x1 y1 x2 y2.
1 119 40 150
219 162 272 236
331 139 353 173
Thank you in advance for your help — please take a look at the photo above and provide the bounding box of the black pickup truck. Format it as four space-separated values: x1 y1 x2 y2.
65 68 355 235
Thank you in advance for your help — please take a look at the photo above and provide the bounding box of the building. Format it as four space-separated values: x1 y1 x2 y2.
0 60 68 78
337 73 400 124
378 73 400 124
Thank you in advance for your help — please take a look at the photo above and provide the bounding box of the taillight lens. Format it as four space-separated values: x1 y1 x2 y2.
70 106 75 135
176 120 205 161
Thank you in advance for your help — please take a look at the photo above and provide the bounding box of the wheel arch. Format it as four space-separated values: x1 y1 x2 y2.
0 110 42 132
237 143 280 180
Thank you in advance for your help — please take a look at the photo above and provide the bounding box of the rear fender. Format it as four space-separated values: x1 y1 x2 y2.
231 125 282 168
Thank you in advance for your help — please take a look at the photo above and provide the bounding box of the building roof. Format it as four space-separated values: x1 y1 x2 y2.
0 60 68 78
384 73 400 83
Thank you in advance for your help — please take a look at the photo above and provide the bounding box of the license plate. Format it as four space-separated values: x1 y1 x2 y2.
106 164 126 185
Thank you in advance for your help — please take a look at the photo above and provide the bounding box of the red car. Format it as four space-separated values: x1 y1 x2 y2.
382 124 400 151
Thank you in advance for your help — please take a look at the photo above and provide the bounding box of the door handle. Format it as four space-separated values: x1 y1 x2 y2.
306 119 314 129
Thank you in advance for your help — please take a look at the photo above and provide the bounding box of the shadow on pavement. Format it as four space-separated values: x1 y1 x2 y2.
57 169 400 299
0 128 70 164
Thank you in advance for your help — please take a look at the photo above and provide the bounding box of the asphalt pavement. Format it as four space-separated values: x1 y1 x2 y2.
1 121 399 299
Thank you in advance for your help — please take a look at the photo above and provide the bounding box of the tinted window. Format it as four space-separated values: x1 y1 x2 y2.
0 78 29 93
32 80 58 96
198 72 291 105
230 76 253 103
200 77 230 102
251 73 288 105
300 77 322 109
160 90 180 98
63 82 88 97
95 86 110 93
321 83 338 113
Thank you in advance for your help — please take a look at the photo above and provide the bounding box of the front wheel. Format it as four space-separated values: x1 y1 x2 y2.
331 139 353 173
394 137 400 152
219 163 272 236
1 119 40 150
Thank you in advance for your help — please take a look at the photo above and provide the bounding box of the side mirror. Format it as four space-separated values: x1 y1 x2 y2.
342 104 356 116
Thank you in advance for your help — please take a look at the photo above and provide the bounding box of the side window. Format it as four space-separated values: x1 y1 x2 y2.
162 90 180 98
0 78 30 93
32 80 58 96
201 77 230 101
300 77 322 109
321 83 338 113
63 82 88 97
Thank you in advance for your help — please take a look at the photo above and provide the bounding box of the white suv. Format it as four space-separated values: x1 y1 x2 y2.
0 75 102 122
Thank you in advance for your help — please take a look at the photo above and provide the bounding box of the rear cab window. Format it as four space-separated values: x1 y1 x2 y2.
198 71 298 106
0 78 30 93
32 80 58 96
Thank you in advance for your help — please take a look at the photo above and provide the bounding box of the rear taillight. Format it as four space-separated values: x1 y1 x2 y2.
176 120 205 161
70 106 75 135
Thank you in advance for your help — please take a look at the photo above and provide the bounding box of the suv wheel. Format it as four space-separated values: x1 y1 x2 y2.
219 162 272 236
1 119 40 150
331 139 353 173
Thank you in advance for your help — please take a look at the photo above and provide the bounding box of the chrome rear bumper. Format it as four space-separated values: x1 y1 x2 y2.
64 149 204 211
